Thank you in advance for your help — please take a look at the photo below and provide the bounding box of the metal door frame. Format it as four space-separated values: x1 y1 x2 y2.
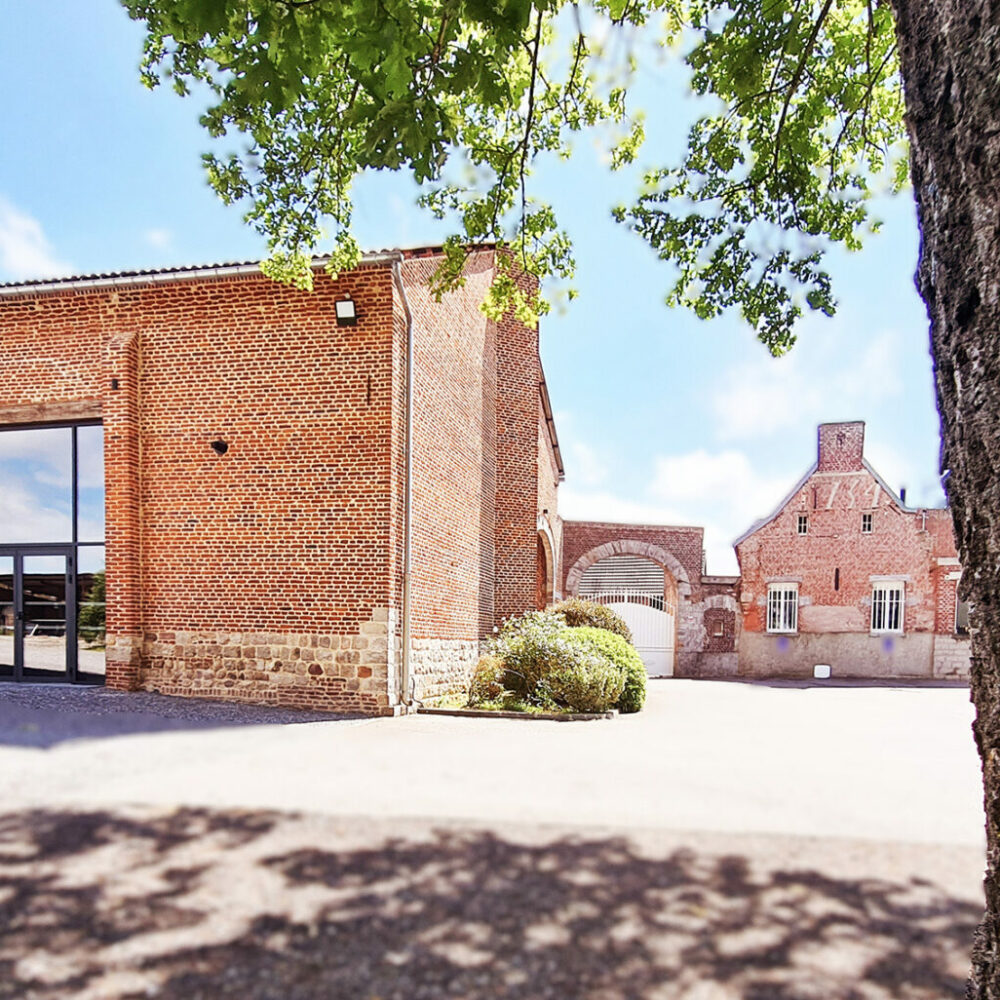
0 544 86 683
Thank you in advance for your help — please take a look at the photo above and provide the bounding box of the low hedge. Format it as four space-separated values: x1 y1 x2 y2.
563 625 647 714
550 598 634 645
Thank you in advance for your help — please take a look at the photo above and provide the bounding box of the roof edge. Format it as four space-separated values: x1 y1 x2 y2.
732 462 818 548
538 371 564 482
0 251 408 297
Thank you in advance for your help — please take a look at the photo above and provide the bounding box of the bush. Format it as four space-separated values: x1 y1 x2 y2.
564 626 647 714
491 610 570 695
468 654 506 705
550 598 634 645
486 609 623 713
539 650 625 713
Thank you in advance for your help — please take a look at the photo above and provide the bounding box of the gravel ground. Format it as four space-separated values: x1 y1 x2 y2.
0 808 982 1000
0 685 357 747
0 680 987 998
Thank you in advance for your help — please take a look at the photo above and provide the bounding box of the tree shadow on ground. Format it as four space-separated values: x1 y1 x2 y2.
0 807 980 999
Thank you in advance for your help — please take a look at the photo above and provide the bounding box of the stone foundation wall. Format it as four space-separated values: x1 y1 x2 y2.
932 634 972 679
409 638 483 704
136 609 395 714
738 631 937 679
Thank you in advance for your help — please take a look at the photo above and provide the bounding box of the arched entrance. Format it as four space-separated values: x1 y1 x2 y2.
535 517 556 610
565 541 690 677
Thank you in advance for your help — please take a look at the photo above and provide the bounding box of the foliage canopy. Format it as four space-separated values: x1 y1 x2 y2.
123 0 906 351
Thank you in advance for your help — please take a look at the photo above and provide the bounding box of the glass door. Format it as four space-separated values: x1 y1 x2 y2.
0 547 79 682
0 555 13 678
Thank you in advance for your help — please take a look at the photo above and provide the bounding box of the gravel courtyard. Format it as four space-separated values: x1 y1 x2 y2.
0 679 986 999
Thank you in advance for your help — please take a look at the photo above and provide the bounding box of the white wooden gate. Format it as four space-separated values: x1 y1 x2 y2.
587 591 675 677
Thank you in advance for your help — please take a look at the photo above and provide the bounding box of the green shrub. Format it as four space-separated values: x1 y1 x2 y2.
490 610 570 696
564 626 647 714
487 609 624 713
468 654 506 705
538 649 625 713
550 598 634 645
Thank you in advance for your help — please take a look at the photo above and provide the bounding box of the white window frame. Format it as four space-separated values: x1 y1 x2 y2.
767 583 798 634
797 514 808 535
861 512 873 534
871 581 904 634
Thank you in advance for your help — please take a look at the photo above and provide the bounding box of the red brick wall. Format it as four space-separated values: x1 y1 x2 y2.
561 521 704 597
735 423 968 679
1 266 400 711
536 400 562 603
401 253 497 640
0 252 560 708
493 281 543 625
736 467 955 636
817 421 865 472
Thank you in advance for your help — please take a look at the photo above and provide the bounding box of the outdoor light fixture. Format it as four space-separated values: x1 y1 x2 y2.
335 297 357 326
210 439 229 455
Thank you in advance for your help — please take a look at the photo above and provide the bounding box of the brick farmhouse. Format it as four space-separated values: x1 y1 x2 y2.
734 422 970 680
0 249 970 707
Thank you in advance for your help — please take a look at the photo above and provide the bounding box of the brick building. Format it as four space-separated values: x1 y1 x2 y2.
559 521 740 677
734 422 971 680
0 248 564 713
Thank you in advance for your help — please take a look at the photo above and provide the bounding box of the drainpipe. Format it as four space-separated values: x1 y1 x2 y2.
391 255 415 708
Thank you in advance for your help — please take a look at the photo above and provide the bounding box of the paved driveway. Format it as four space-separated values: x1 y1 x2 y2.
0 679 987 999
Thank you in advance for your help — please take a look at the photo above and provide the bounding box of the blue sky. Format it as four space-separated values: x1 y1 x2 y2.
0 3 943 573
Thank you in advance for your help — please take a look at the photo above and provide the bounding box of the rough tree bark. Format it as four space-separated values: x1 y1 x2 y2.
890 1 1000 995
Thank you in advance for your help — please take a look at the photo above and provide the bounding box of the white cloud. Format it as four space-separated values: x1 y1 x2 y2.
650 449 786 516
144 227 172 249
559 446 790 576
567 440 606 487
712 327 903 441
0 197 71 280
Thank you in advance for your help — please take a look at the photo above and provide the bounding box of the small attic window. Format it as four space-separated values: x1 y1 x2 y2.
797 514 808 535
861 512 873 534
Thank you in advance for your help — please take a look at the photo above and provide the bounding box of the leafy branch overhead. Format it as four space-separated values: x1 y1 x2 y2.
124 0 906 347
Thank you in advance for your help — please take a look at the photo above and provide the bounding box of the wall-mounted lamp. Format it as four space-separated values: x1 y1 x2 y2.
210 439 229 456
335 297 358 326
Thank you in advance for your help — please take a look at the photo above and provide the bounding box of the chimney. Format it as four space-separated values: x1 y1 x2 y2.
817 422 865 472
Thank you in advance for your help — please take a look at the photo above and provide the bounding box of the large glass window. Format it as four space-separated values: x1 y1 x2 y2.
0 424 103 546
0 427 73 543
0 423 105 682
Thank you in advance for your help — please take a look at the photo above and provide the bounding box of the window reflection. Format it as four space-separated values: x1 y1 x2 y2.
77 546 106 678
0 427 72 543
77 425 105 542
22 554 67 677
0 556 11 676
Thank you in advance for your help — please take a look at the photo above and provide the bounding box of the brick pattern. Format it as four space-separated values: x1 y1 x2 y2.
559 521 740 677
401 254 497 640
1 252 559 712
703 608 737 653
493 275 544 626
561 522 704 596
736 422 970 679
817 421 865 472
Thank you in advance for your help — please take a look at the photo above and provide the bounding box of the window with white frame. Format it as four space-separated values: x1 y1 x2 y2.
871 581 904 634
861 512 873 533
767 583 798 633
797 514 808 535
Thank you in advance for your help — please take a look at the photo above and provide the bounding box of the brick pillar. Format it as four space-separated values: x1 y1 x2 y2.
104 331 142 690
493 296 540 625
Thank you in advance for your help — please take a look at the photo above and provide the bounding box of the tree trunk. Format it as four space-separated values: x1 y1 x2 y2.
890 2 1000 995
